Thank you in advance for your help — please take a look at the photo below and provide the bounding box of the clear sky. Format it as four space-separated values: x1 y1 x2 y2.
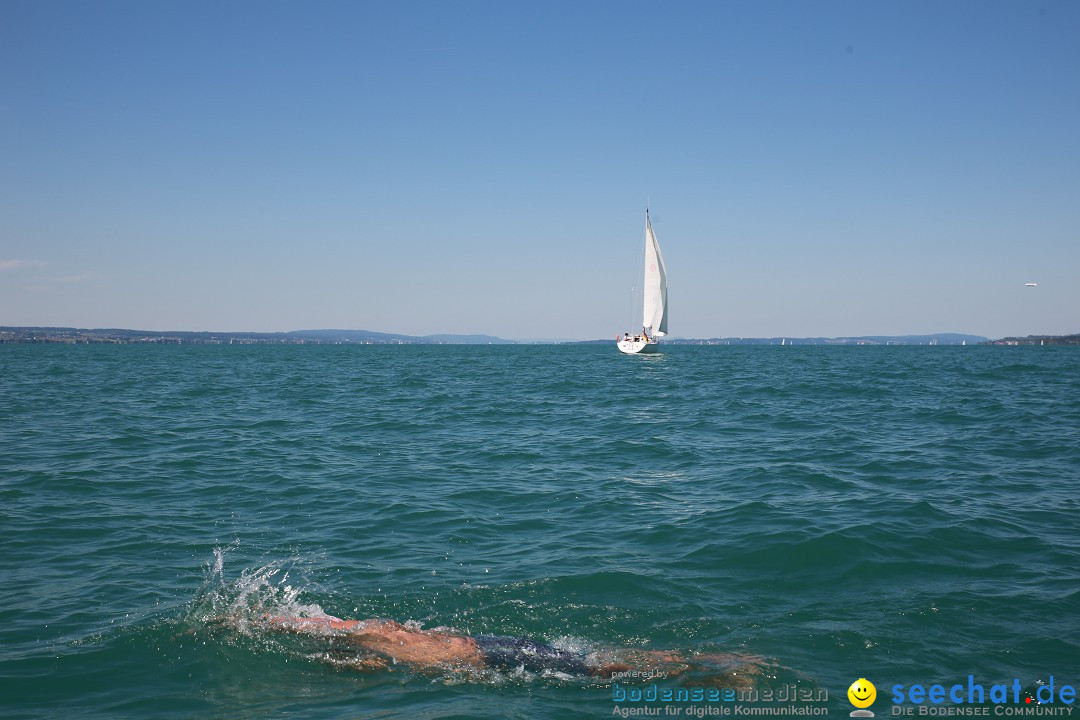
2 1 1077 340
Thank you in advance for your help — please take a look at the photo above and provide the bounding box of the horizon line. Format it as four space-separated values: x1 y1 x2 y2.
5 325 1073 344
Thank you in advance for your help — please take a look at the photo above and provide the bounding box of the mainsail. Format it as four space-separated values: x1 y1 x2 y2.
641 210 668 336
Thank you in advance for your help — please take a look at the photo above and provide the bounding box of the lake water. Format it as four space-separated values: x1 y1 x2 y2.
2 344 1078 719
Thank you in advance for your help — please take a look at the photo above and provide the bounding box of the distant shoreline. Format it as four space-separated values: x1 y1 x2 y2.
4 327 1076 346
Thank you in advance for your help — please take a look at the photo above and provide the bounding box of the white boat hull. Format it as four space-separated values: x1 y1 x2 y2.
617 338 660 354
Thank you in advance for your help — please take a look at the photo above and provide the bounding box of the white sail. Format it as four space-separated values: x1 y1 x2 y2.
642 210 668 336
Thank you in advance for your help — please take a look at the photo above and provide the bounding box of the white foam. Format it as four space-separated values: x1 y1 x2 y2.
190 548 328 634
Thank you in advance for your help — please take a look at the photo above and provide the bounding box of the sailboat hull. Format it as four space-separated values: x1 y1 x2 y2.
617 339 660 354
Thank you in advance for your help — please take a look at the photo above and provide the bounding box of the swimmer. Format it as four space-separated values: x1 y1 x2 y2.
264 613 762 683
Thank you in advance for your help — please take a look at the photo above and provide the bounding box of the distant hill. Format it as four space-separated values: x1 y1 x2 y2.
1 327 1040 347
984 333 1080 346
578 333 990 346
285 329 427 343
668 333 989 345
288 330 516 344
422 334 516 344
0 326 518 345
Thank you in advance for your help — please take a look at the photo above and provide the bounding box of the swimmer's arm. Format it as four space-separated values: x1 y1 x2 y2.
265 615 365 631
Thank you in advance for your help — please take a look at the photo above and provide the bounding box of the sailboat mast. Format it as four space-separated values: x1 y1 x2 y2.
629 213 647 331
643 208 650 331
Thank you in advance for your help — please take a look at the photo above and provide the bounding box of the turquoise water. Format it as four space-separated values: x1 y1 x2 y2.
2 344 1078 719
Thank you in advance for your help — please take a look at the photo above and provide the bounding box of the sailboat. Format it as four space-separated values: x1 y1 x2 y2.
617 209 668 354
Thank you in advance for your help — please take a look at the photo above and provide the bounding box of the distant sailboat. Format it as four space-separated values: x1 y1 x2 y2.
617 210 668 354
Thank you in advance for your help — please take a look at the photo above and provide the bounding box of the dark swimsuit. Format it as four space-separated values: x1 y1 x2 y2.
473 635 591 675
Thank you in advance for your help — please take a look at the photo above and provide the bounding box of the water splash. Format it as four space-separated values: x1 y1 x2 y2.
188 547 329 634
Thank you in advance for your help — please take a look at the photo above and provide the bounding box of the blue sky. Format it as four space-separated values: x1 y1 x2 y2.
2 1 1077 339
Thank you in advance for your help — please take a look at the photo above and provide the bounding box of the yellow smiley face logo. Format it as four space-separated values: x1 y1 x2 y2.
848 678 876 708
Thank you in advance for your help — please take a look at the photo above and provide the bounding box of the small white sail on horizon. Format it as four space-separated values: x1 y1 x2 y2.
618 210 668 355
